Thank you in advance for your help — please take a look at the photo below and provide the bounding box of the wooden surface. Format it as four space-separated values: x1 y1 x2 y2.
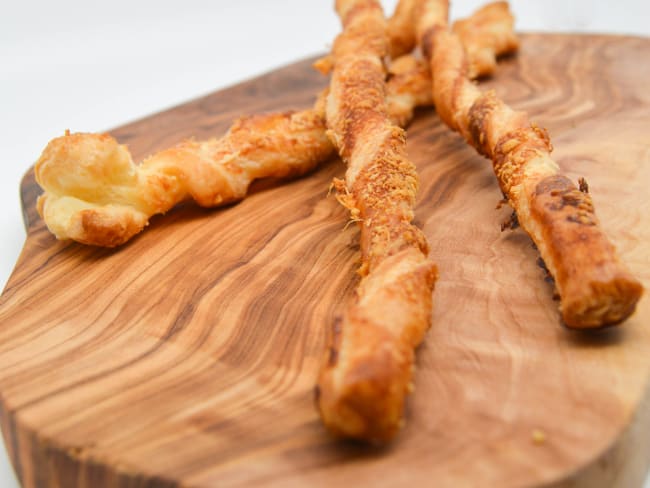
1 33 650 487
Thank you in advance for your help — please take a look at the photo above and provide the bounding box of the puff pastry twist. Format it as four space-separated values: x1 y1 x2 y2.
315 0 438 444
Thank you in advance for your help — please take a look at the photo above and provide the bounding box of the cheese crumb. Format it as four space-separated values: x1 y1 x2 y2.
531 429 546 444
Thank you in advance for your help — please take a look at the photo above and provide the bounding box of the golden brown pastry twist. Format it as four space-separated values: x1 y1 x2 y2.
417 0 643 328
315 0 438 444
36 113 333 247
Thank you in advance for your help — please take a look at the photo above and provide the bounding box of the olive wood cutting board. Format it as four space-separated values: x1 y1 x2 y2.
1 33 649 488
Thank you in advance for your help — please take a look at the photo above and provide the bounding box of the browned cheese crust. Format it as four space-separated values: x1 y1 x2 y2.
417 0 643 328
315 0 438 444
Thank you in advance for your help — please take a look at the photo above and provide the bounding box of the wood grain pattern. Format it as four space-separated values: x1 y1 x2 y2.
1 34 649 487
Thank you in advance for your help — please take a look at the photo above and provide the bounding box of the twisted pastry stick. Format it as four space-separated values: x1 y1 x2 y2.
315 0 437 443
36 112 333 247
417 0 643 328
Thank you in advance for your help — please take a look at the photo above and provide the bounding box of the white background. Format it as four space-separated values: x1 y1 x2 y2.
1 1 648 486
